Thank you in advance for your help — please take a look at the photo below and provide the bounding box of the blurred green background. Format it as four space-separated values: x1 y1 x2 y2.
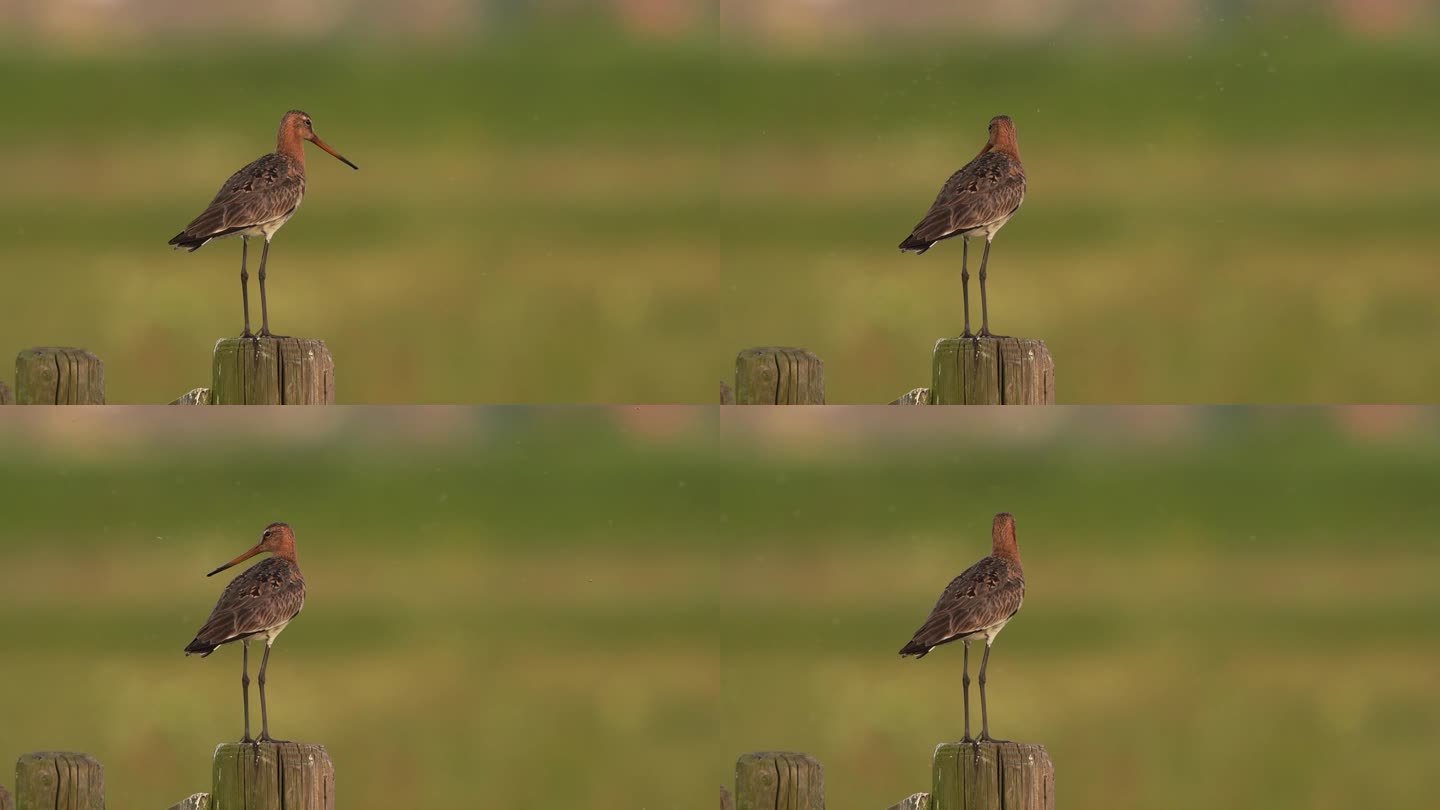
1 3 1437 402
2 406 1438 809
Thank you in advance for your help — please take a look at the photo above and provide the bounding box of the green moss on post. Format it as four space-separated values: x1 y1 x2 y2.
931 337 1054 404
931 741 1053 810
733 751 823 810
733 347 824 404
211 742 333 810
13 347 105 404
13 751 104 810
211 337 335 405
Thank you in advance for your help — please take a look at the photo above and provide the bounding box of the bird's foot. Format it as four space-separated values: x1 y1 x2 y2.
976 329 1011 340
256 330 289 340
960 330 975 340
975 734 1010 745
239 329 257 341
256 733 289 744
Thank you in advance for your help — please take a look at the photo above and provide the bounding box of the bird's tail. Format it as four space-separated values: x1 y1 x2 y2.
168 232 209 252
897 639 932 658
897 235 933 254
183 638 218 657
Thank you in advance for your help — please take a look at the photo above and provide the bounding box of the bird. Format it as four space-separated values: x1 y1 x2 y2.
169 110 359 339
185 522 306 745
899 512 1026 743
899 115 1027 339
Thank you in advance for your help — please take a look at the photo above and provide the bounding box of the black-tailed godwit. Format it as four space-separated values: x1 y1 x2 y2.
899 116 1027 338
169 110 358 338
899 512 1025 742
185 522 306 744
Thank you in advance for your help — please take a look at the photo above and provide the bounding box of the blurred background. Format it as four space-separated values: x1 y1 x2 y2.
0 1 1437 402
2 406 1439 808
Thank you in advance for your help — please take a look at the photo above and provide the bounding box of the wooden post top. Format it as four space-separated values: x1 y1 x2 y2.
931 336 1054 405
12 347 105 404
211 741 334 810
211 337 335 405
932 740 1053 810
733 751 823 810
732 347 825 405
12 751 104 810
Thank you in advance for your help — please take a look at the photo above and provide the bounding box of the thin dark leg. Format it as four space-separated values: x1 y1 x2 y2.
961 641 973 742
257 643 277 742
239 238 254 339
977 642 996 742
977 240 994 337
960 239 973 338
240 643 253 743
256 240 275 338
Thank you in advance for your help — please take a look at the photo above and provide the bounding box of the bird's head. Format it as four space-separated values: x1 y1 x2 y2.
205 521 298 577
279 109 359 170
985 115 1020 159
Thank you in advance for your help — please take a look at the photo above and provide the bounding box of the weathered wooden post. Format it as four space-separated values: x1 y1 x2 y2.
211 742 333 810
0 379 12 405
0 783 12 810
733 751 823 810
13 348 105 404
931 741 1053 810
730 347 824 404
167 793 210 810
12 751 104 809
931 337 1053 404
889 794 931 810
211 337 335 405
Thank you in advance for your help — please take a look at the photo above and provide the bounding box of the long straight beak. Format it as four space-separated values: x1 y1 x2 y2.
310 133 359 170
206 543 264 577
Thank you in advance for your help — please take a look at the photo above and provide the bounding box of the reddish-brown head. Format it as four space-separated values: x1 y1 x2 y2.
991 512 1021 565
985 115 1021 160
277 109 359 171
206 521 298 577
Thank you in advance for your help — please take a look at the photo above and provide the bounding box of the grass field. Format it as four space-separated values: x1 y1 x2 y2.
2 407 1438 808
1 24 1438 402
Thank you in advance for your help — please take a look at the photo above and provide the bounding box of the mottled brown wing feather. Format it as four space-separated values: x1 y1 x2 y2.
901 151 1027 249
899 555 1024 657
185 557 305 656
170 153 304 245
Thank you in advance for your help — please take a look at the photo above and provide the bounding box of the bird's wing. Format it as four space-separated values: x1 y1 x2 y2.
906 152 1027 243
903 556 1025 651
190 558 306 649
176 154 304 241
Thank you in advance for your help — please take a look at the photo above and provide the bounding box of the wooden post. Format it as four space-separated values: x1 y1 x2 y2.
931 337 1054 404
889 794 931 810
13 348 105 404
733 347 824 404
0 380 12 405
172 387 212 405
167 794 210 810
12 751 104 809
211 742 334 810
733 751 823 810
931 741 1053 810
0 783 12 810
211 338 335 405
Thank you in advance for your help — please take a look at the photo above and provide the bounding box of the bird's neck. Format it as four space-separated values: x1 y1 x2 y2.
991 540 1022 569
989 133 1021 161
276 130 307 168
